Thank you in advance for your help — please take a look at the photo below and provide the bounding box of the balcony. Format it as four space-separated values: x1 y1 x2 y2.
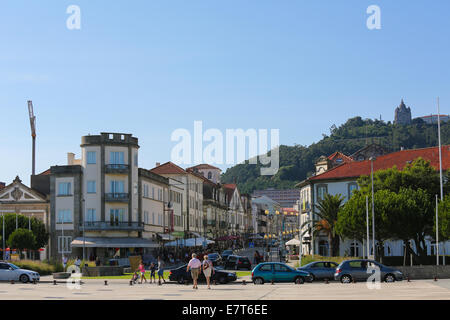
105 164 130 174
80 221 144 231
105 193 129 202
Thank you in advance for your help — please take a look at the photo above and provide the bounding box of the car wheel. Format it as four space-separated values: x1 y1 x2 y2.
295 277 305 284
177 276 185 285
310 274 316 282
19 274 30 283
384 274 395 283
340 275 352 284
219 276 227 284
253 277 264 285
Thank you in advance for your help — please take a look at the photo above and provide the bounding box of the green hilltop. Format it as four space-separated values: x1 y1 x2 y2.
221 117 450 194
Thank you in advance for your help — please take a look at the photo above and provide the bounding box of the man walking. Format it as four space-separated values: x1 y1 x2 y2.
187 253 201 290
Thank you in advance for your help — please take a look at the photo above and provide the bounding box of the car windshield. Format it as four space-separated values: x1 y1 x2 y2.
8 263 20 270
223 250 232 254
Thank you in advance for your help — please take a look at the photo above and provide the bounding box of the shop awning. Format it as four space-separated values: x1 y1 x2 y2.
71 237 159 248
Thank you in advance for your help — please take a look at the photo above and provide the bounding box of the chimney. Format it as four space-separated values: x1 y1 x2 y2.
155 162 161 167
67 152 75 165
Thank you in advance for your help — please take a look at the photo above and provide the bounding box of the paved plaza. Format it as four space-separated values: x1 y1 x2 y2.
0 277 449 300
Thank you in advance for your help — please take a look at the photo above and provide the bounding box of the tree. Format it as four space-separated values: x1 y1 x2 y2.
7 228 36 258
304 194 344 256
436 195 450 241
0 214 48 252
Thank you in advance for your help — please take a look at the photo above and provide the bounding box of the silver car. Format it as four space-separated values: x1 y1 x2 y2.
0 261 40 283
297 261 339 281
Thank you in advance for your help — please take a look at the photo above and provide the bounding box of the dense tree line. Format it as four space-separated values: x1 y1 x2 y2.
222 117 450 194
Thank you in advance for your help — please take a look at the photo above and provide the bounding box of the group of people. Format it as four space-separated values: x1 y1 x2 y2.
186 253 215 289
133 256 166 284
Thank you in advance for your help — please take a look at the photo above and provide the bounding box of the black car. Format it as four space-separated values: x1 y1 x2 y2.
208 253 222 265
224 255 252 270
169 264 237 284
221 250 234 261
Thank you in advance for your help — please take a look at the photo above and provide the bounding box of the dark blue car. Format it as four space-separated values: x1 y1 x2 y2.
297 261 339 281
334 259 403 283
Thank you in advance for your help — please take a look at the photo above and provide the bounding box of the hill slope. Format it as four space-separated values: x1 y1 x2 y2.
221 117 450 194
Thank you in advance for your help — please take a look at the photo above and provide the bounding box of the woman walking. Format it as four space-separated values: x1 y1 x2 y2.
202 255 214 289
157 256 166 284
139 261 147 284
186 253 201 289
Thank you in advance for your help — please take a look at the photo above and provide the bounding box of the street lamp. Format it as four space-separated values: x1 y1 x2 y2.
369 156 376 260
1 201 5 260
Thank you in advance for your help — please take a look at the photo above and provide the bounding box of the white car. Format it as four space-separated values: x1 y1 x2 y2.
0 261 40 283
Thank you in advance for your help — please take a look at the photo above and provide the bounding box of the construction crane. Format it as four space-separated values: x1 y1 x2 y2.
27 100 36 176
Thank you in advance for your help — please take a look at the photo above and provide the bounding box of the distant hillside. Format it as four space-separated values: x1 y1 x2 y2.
221 117 450 194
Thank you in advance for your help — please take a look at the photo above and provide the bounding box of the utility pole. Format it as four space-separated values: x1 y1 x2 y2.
436 195 439 266
370 157 376 260
366 196 370 259
437 98 443 201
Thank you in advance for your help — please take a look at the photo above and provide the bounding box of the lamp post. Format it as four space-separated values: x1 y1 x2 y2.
1 206 5 261
82 198 86 262
369 156 376 260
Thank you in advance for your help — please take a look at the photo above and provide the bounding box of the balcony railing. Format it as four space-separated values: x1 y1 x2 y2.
80 221 144 231
105 193 129 202
105 164 130 174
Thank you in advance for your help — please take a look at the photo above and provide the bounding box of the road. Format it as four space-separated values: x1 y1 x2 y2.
0 277 449 300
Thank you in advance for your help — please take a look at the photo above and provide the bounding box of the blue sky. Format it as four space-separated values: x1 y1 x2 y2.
1 0 449 185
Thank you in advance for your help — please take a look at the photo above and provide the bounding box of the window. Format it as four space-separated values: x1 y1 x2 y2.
348 183 358 199
86 209 96 224
58 236 72 253
143 184 149 198
87 181 96 193
57 209 72 223
312 262 325 268
134 153 138 166
110 151 124 164
207 172 212 179
144 211 149 224
110 180 124 194
110 209 125 225
58 182 71 196
87 151 96 164
259 264 272 272
152 212 155 225
317 185 327 201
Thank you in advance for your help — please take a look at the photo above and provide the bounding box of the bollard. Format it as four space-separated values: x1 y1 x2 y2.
53 280 57 285
10 280 14 285
271 280 274 285
434 276 438 282
352 278 356 284
407 275 411 282
242 280 246 285
325 278 329 284
33 279 37 285
129 280 133 286
104 280 108 286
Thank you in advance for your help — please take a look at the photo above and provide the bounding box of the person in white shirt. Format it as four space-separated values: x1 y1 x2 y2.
202 255 215 289
186 253 201 289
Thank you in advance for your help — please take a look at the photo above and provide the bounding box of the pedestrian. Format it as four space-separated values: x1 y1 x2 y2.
187 253 201 289
149 262 156 283
95 256 101 267
63 256 68 271
74 257 81 272
202 255 214 289
139 261 147 284
157 256 166 284
254 251 259 264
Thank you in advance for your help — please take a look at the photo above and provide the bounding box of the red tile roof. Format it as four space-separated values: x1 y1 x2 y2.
327 152 353 164
38 169 51 175
223 183 237 190
187 164 221 171
309 146 450 181
150 162 187 175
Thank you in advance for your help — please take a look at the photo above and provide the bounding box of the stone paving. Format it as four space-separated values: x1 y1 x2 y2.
0 277 449 300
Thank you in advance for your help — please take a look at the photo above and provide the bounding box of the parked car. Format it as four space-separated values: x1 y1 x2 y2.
252 262 311 284
224 255 252 270
207 253 222 265
297 261 339 281
0 261 40 283
221 250 234 261
169 264 237 284
334 259 403 283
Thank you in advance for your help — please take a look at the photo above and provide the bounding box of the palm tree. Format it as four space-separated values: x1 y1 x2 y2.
302 193 344 256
